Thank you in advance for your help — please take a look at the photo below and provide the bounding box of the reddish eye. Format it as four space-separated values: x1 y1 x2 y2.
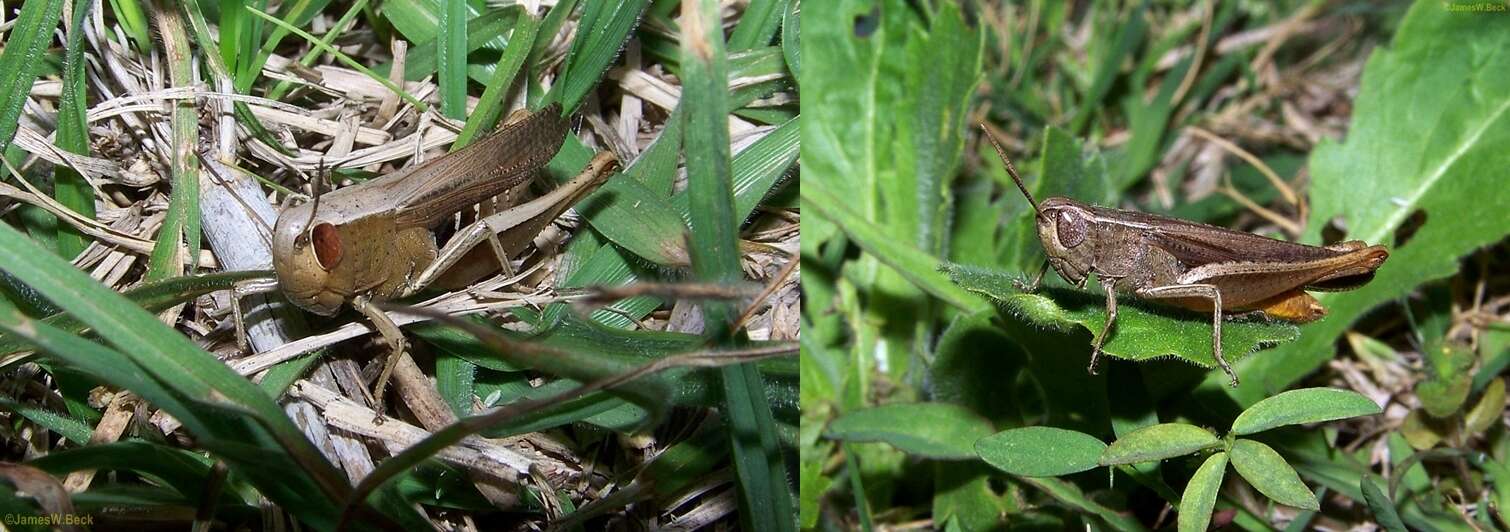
311 223 343 270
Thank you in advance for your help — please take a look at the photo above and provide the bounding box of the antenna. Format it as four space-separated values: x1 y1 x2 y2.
301 156 326 237
195 151 274 249
978 123 1039 214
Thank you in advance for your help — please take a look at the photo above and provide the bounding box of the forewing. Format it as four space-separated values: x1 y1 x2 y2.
391 103 569 228
1092 205 1345 266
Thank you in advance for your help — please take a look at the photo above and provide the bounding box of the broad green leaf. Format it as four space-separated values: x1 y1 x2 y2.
1229 0 1510 402
943 263 1299 371
1100 423 1220 466
1361 473 1408 532
1231 388 1381 435
976 427 1106 477
825 403 993 460
801 0 983 383
1229 439 1319 510
1178 452 1227 532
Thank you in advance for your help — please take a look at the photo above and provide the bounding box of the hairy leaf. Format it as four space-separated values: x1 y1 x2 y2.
943 263 1299 371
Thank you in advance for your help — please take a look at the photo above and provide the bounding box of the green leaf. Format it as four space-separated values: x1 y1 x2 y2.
453 12 539 149
730 0 784 50
976 427 1106 477
1017 476 1149 531
1360 473 1408 532
825 403 993 460
1100 423 1220 466
943 263 1299 371
1229 439 1318 510
53 2 94 258
680 1 793 529
800 0 984 384
146 6 203 280
1415 342 1473 417
436 0 469 119
1232 0 1510 401
1178 452 1227 532
0 0 63 156
0 270 275 362
1230 387 1381 436
548 0 648 112
805 184 991 315
1465 377 1506 436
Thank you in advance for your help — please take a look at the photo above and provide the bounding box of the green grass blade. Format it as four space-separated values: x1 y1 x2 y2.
265 0 368 101
781 0 799 77
110 0 154 51
146 3 201 280
235 0 333 90
0 270 274 361
729 0 784 51
528 0 582 73
244 6 428 111
454 12 541 149
546 0 649 112
680 1 794 529
0 223 383 527
437 0 469 119
0 0 65 155
372 7 517 83
53 1 96 258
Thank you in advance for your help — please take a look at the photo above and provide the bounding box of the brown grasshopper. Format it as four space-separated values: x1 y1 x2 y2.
234 104 618 408
980 125 1387 386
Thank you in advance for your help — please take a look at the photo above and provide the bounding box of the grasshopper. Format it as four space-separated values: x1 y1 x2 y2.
233 104 618 408
980 125 1388 385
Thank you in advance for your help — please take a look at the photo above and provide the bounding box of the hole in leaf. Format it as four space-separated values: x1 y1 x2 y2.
853 6 881 38
1321 216 1348 246
1393 209 1427 248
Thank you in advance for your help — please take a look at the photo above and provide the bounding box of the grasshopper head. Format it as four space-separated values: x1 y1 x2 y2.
272 201 347 316
978 123 1095 287
1035 197 1094 287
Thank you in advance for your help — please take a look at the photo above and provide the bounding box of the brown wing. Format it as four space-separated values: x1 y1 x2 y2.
1087 205 1348 266
389 103 569 228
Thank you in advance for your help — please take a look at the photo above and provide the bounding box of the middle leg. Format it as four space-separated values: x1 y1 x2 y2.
1087 275 1120 376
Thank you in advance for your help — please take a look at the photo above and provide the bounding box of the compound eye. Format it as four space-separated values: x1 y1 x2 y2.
1056 210 1087 248
311 223 343 271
